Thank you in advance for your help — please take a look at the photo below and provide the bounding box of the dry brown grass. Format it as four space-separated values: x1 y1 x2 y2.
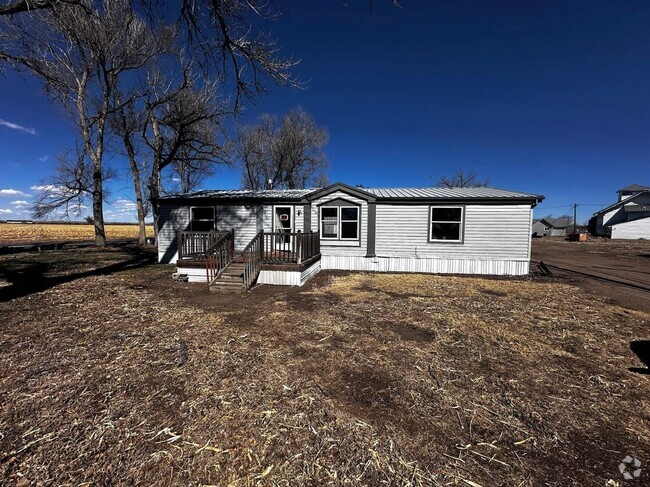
0 223 154 244
1 247 649 486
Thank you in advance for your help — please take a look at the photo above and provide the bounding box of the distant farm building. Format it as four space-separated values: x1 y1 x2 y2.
592 184 650 239
532 217 571 237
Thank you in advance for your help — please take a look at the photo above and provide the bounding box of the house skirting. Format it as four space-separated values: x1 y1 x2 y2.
177 265 209 283
257 260 321 287
321 255 530 276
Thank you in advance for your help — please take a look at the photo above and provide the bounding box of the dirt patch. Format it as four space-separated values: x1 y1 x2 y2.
532 237 650 313
1 246 649 486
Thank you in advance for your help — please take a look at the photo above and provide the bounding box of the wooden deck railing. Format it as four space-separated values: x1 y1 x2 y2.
205 230 234 286
242 230 263 291
178 230 228 260
260 230 320 264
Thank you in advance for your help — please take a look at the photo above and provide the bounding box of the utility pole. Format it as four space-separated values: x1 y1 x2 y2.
573 203 578 234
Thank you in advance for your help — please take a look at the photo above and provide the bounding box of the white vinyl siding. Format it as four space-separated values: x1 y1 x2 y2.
320 255 529 275
311 191 367 254
375 204 532 260
610 217 650 239
157 204 190 264
217 205 262 251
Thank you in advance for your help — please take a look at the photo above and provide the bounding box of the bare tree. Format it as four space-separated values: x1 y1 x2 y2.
238 108 328 190
169 152 218 194
109 101 149 245
436 170 489 188
0 0 82 16
143 69 231 236
1 0 163 244
31 146 117 219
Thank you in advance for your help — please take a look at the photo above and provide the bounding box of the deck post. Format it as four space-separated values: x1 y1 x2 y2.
260 230 265 261
296 230 302 264
177 231 183 260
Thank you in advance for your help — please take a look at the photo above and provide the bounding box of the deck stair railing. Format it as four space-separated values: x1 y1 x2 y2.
205 230 235 286
241 230 264 291
178 230 228 260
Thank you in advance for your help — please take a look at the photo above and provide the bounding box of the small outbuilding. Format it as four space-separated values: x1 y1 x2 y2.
531 217 571 237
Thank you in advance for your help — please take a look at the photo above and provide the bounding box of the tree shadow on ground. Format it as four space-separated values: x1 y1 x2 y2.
629 340 650 375
0 244 156 302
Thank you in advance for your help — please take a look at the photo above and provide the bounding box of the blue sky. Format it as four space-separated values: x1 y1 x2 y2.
1 0 650 223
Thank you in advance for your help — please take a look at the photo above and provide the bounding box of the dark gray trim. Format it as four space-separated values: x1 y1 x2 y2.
366 202 376 257
307 182 376 202
303 204 311 232
318 205 362 247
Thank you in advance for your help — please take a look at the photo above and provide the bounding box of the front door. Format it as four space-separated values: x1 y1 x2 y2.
273 206 293 251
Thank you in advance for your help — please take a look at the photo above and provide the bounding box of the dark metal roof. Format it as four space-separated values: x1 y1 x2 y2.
159 189 314 200
159 184 543 203
594 191 650 215
364 187 543 200
624 204 650 212
617 184 650 193
540 217 572 228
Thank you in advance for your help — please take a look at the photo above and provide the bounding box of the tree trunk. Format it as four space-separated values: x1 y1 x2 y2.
92 166 107 246
123 133 147 245
76 71 107 246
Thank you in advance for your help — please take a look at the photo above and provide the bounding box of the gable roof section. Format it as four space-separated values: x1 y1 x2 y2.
540 217 571 229
617 184 650 193
307 182 377 202
594 191 650 215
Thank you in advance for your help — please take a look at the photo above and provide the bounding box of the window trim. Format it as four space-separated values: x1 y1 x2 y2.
189 205 216 232
319 205 361 241
428 205 465 243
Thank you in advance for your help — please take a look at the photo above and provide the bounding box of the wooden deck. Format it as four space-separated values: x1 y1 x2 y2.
178 251 320 272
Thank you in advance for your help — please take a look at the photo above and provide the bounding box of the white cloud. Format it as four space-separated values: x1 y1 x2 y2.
30 184 69 196
0 209 12 214
10 200 30 207
0 189 29 197
0 119 37 135
38 155 50 162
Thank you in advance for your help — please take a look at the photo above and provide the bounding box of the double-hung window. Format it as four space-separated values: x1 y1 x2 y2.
429 206 463 242
190 206 215 231
320 206 359 240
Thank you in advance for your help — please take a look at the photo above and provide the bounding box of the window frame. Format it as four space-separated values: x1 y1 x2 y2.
339 205 360 241
320 206 340 240
428 205 464 243
189 205 216 232
319 204 361 241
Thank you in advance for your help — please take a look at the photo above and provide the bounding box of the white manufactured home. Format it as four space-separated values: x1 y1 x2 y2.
156 182 544 290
